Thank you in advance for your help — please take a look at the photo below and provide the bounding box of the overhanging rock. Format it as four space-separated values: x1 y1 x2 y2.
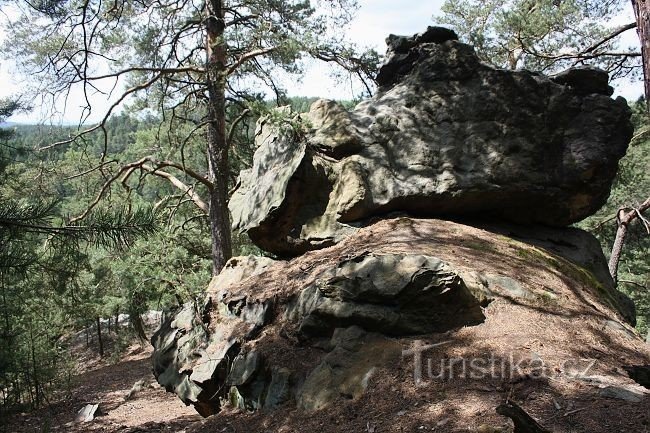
229 26 633 256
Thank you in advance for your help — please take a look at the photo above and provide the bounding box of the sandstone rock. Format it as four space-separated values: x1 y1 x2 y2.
74 403 102 423
151 256 276 416
149 26 646 423
207 255 276 297
152 218 641 417
286 252 486 336
297 326 401 410
599 384 648 402
152 246 485 414
603 319 638 340
229 27 632 256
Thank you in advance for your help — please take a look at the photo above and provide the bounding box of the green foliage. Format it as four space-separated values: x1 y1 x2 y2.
0 99 26 172
437 0 640 78
0 112 209 412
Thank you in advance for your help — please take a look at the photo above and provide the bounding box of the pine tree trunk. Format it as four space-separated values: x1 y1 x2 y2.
96 316 104 358
205 0 232 276
131 312 148 343
28 321 40 408
633 0 650 110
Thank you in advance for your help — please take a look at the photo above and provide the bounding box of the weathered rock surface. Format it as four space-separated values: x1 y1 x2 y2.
152 218 646 418
297 326 401 410
151 259 273 416
229 26 633 256
286 252 486 336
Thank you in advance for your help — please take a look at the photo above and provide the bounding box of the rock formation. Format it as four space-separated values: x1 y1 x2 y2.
229 27 632 256
152 27 649 432
152 219 649 421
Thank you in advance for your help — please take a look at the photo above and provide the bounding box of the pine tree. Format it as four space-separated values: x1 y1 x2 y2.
3 0 379 275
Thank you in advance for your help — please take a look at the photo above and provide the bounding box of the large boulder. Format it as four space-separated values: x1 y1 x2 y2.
229 27 633 256
151 218 647 423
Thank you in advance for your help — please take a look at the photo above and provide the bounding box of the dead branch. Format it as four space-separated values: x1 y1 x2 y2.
618 279 648 291
227 108 251 147
582 22 637 54
73 66 205 82
141 164 209 213
496 400 551 433
226 46 277 76
39 72 167 151
608 196 650 282
69 156 210 224
64 159 118 180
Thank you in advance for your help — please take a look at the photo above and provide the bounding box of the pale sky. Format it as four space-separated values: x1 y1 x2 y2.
0 0 644 123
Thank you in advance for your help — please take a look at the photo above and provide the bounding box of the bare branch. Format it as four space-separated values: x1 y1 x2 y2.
619 279 647 291
141 164 209 214
225 14 258 27
39 72 167 151
75 66 205 82
65 159 119 180
226 47 276 76
582 22 637 54
69 156 210 223
69 157 154 224
227 108 250 147
151 159 213 191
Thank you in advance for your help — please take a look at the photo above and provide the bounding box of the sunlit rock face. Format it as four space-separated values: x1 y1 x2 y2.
229 26 633 257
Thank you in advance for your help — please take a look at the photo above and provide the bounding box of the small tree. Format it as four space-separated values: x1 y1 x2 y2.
0 111 159 409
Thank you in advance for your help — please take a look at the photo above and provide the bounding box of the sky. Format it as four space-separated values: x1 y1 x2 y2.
0 0 644 124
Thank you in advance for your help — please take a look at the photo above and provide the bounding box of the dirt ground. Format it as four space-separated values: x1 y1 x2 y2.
3 325 649 433
3 344 203 433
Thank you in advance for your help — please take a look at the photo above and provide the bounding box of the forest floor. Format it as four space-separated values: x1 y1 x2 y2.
6 331 649 433
3 342 204 433
4 314 650 433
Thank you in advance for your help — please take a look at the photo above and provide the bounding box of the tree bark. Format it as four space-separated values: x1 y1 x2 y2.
608 197 650 283
28 321 40 408
96 316 104 358
205 0 233 276
131 312 148 343
632 0 650 110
